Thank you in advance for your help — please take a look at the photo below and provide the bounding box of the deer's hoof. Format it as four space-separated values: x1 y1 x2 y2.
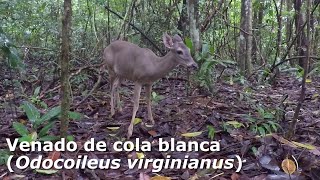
150 119 155 126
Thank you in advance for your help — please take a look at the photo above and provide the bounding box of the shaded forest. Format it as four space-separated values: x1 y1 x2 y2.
0 0 320 179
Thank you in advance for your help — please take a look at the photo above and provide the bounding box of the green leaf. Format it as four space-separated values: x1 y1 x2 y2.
263 112 275 119
225 121 244 128
207 125 215 140
133 117 142 125
0 149 11 165
8 49 22 68
30 132 38 141
39 106 61 124
66 135 74 142
12 122 29 136
268 121 280 132
40 101 48 109
39 121 55 137
19 135 33 143
184 38 193 50
68 111 82 120
21 101 40 125
33 86 41 97
258 126 266 136
262 123 272 133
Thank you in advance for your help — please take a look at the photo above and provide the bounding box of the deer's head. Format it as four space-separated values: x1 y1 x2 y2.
163 33 198 69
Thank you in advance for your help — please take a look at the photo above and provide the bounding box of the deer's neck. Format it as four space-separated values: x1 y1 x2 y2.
153 51 178 78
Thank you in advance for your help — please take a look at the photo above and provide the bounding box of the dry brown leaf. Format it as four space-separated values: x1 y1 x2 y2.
150 175 171 180
47 151 61 162
281 158 296 174
148 130 158 137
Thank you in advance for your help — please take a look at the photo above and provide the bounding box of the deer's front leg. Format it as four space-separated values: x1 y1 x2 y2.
145 84 154 125
115 79 122 113
128 82 142 139
110 77 116 116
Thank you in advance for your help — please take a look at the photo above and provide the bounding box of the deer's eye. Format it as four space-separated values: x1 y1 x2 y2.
177 50 183 55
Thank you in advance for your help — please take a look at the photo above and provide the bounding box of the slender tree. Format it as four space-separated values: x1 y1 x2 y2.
187 0 201 54
60 0 72 138
239 0 253 76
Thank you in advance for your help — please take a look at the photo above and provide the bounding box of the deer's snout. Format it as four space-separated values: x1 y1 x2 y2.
191 63 198 69
187 61 198 70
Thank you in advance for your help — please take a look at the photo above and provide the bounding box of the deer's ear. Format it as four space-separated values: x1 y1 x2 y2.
173 34 183 42
163 33 174 49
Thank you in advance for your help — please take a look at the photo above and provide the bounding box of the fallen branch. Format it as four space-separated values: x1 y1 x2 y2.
39 64 104 99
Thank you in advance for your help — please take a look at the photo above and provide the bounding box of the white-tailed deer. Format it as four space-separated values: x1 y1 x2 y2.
103 33 198 138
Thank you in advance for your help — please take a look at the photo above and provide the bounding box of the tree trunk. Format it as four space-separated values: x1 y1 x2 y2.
178 0 187 37
274 0 284 66
60 0 72 138
187 0 201 54
239 0 253 76
252 1 264 65
286 0 293 65
294 0 307 68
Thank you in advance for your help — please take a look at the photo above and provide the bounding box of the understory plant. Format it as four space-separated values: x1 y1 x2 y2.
13 101 81 142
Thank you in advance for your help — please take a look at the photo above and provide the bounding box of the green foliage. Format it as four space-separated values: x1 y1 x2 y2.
246 105 282 136
12 122 29 136
0 149 11 165
21 101 41 126
222 121 245 132
151 92 164 105
191 40 236 93
12 101 83 142
207 125 215 140
29 86 47 108
221 104 281 136
0 27 23 69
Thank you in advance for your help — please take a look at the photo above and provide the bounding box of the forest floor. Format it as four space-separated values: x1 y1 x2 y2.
0 67 320 179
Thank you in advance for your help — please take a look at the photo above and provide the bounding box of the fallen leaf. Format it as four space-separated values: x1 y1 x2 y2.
47 151 61 161
291 141 316 150
181 131 203 137
35 169 59 174
148 130 158 137
150 175 171 180
107 126 120 130
306 79 312 83
281 158 296 174
136 152 145 159
134 118 142 125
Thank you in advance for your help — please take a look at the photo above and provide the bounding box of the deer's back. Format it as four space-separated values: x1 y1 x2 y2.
103 40 157 82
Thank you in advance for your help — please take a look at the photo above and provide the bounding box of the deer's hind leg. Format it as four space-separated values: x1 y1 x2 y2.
108 67 118 117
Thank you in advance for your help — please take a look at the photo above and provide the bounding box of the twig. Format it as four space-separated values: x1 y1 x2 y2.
270 1 319 74
104 5 164 55
39 64 104 99
75 69 103 106
287 0 312 139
